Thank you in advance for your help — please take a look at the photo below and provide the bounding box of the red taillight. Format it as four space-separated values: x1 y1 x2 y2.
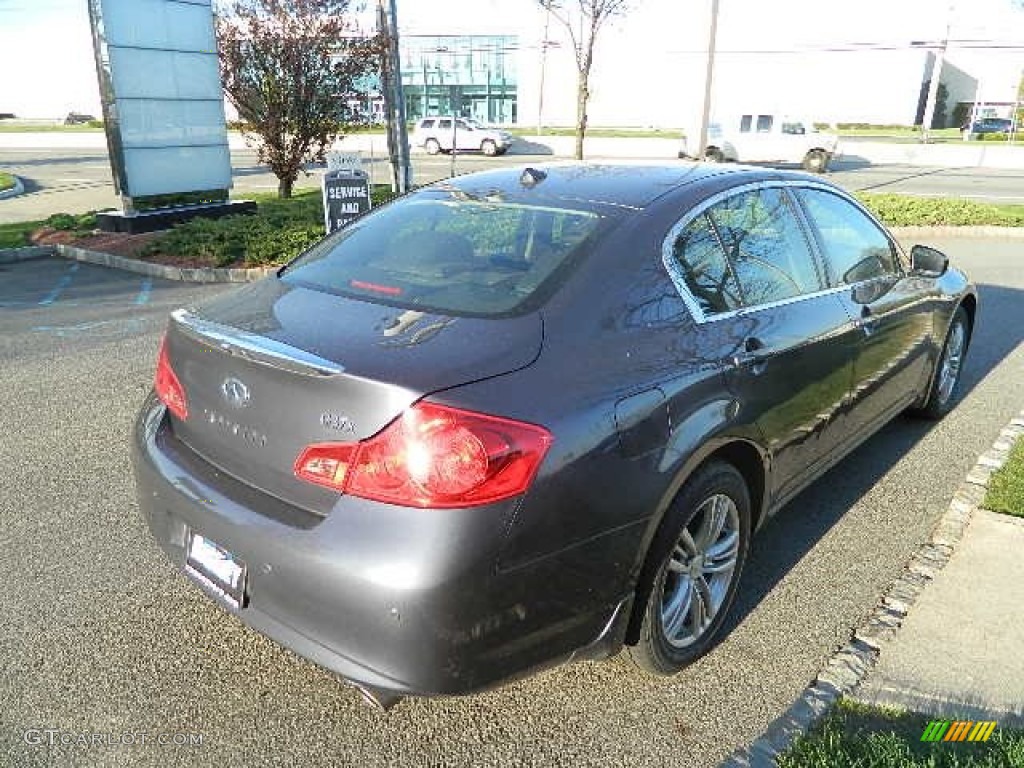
294 403 552 508
155 335 189 421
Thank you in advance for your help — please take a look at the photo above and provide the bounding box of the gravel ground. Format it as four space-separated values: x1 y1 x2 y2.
1 242 1021 768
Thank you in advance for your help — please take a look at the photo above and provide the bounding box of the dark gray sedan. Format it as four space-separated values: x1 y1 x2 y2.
132 163 975 708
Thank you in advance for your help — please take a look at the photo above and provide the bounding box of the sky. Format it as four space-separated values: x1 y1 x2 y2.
0 0 1021 119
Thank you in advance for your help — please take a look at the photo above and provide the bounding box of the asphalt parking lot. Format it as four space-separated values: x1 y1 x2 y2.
2 242 1023 767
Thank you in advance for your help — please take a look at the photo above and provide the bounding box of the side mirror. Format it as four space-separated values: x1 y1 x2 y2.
910 244 948 277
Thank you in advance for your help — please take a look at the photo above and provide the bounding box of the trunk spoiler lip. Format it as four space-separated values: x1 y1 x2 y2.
171 308 345 378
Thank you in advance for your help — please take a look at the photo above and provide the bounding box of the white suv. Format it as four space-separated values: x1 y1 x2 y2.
680 115 839 173
414 117 514 156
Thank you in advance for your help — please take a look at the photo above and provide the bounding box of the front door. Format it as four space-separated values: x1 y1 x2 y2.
795 188 933 440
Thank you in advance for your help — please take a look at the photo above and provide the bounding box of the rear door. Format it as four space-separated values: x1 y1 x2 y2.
666 184 860 501
795 187 933 441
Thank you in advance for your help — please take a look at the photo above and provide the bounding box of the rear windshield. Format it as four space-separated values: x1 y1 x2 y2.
281 195 604 316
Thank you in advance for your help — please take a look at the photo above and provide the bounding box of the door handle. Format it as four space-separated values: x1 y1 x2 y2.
856 305 879 336
731 336 769 373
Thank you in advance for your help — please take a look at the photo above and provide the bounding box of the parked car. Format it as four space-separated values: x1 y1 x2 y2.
133 162 975 709
968 117 1012 135
680 114 839 172
413 116 514 156
64 112 97 125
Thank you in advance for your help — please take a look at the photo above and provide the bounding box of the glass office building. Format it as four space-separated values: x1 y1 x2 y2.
400 35 517 124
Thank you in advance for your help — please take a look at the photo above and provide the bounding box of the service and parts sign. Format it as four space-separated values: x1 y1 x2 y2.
322 168 371 235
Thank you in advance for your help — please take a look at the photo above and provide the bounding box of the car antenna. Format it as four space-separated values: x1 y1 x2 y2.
519 168 547 188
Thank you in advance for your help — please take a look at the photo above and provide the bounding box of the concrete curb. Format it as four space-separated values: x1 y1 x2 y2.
0 175 25 200
0 245 54 264
0 225 1018 283
56 244 276 283
720 408 1024 768
889 225 1024 239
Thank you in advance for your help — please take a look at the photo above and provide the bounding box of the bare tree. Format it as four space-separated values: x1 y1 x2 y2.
216 0 381 197
540 0 632 160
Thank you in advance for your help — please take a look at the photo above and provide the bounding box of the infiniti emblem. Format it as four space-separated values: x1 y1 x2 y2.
221 377 251 408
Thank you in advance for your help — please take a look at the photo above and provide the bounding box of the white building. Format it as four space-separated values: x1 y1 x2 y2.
396 0 1024 129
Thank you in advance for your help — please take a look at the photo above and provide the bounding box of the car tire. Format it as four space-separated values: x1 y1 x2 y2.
913 306 970 420
425 138 441 155
704 147 725 163
481 139 498 157
802 149 829 173
627 461 751 675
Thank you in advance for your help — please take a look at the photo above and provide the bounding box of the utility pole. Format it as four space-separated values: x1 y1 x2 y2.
696 0 720 160
378 0 412 193
537 1 552 136
921 4 954 143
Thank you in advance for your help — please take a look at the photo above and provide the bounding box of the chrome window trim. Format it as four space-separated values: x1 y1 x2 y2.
171 309 345 377
661 178 902 325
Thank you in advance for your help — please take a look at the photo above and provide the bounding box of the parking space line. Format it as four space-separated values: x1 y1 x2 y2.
135 278 153 306
38 263 79 306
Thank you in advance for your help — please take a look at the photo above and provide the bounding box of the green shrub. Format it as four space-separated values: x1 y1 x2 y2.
43 210 102 233
0 171 15 191
144 187 399 268
857 193 1024 227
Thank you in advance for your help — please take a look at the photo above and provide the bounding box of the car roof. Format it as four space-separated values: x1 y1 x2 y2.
428 162 763 210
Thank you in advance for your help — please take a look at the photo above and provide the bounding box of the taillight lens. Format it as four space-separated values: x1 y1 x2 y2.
155 335 189 421
294 403 552 508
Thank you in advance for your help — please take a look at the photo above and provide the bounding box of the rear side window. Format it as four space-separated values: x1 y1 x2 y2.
797 189 898 285
706 188 823 306
419 119 434 129
281 197 603 317
668 214 743 316
438 118 452 130
756 115 773 132
740 115 753 133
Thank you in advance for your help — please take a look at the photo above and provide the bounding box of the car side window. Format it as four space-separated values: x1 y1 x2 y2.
797 189 898 286
740 115 752 133
706 188 823 307
420 119 434 129
438 118 452 130
669 213 743 316
756 115 773 133
456 120 470 130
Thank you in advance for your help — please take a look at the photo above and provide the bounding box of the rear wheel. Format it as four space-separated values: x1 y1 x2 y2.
802 149 829 173
627 461 751 675
481 139 498 156
704 147 725 163
424 138 441 155
914 306 969 420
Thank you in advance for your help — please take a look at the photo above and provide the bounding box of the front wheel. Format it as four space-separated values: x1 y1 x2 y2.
914 306 970 420
627 461 751 675
802 149 829 173
424 138 441 155
480 139 498 156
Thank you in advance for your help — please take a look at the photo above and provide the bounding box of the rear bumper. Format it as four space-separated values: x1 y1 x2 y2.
131 395 623 696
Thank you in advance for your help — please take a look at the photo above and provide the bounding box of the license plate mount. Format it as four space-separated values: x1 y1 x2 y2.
185 531 247 609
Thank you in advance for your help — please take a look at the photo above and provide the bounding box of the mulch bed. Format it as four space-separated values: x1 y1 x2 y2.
29 227 219 268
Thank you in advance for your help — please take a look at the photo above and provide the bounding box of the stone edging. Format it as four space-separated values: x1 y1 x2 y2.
720 409 1024 768
57 244 276 283
0 245 53 264
889 225 1024 239
0 174 25 200
0 226 1019 283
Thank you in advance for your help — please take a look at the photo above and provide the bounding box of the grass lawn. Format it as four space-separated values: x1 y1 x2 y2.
984 437 1024 517
508 126 683 139
779 699 1024 767
0 171 15 191
0 219 44 249
0 123 103 132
